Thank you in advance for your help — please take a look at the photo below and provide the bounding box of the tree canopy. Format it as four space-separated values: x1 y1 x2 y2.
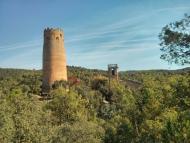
159 14 190 65
0 66 190 142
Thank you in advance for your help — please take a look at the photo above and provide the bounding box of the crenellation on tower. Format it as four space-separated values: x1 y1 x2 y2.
44 28 64 40
44 28 63 35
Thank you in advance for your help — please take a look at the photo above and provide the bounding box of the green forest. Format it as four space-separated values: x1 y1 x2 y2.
0 66 189 143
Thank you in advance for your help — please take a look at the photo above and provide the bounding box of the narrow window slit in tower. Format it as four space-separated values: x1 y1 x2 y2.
56 37 59 40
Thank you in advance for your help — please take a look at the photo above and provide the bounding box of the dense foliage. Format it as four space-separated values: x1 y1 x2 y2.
159 14 190 65
0 66 189 143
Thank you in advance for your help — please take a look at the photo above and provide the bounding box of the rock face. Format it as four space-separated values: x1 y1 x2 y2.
42 28 67 92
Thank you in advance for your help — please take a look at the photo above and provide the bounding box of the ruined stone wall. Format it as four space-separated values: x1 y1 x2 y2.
42 28 67 92
108 64 119 80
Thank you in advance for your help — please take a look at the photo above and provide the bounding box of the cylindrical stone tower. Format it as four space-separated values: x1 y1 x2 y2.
42 28 67 93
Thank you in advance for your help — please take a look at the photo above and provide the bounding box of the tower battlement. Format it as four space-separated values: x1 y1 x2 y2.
44 28 64 38
44 27 63 33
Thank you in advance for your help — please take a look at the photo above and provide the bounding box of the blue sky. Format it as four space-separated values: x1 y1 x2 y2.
0 0 190 70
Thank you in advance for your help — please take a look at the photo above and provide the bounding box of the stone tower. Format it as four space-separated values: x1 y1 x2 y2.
108 64 119 80
42 28 67 93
